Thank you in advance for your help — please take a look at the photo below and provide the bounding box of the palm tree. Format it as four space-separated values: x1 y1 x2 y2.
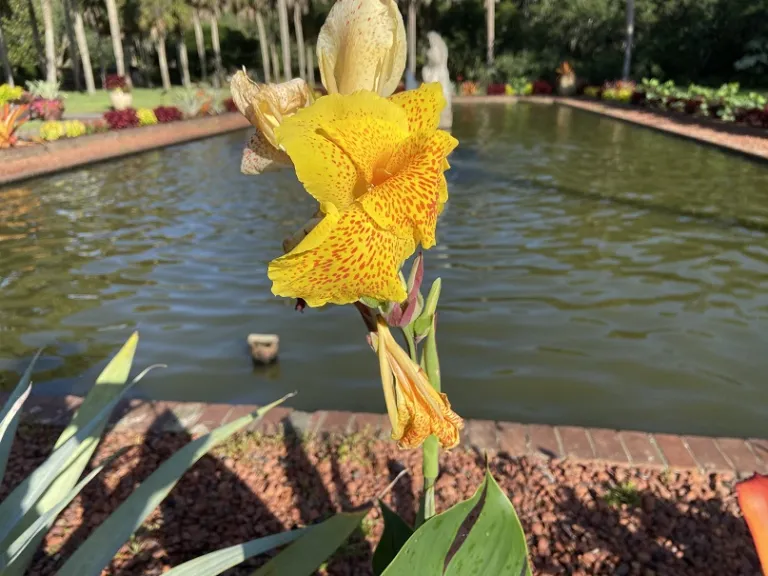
622 0 635 80
485 0 494 65
105 0 125 75
177 30 191 86
270 42 280 80
0 0 13 86
289 0 307 79
276 0 290 80
255 2 271 81
71 0 96 92
26 0 45 74
140 0 180 90
406 0 416 77
209 1 223 87
62 0 82 90
189 1 207 81
40 0 56 82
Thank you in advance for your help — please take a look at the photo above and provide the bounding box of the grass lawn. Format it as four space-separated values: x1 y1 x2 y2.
62 88 174 115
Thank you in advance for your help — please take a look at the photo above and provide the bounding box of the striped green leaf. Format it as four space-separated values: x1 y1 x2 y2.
0 350 40 483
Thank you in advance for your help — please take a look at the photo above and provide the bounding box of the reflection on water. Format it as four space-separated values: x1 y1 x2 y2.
2 104 768 437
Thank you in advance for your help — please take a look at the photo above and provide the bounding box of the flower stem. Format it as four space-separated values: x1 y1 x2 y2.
416 314 440 528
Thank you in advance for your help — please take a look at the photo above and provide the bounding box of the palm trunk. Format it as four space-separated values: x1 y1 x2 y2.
104 0 125 76
277 0 291 80
255 11 270 83
306 44 314 87
210 8 222 88
63 0 81 90
96 34 106 87
0 22 13 86
407 0 416 77
270 43 280 82
156 37 171 90
40 0 56 83
293 1 305 80
26 0 45 73
73 6 95 93
485 0 494 66
622 0 635 80
192 8 207 82
177 35 191 87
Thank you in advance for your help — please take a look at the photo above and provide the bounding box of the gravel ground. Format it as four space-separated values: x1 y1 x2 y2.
0 423 760 576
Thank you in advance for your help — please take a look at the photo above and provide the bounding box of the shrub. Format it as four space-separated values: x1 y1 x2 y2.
154 105 183 123
30 98 64 120
223 97 237 112
64 119 87 138
104 108 139 130
0 84 24 106
459 81 478 96
40 120 65 141
0 103 30 148
25 79 64 100
505 84 515 96
173 87 207 117
137 107 158 126
486 83 506 96
531 80 553 95
584 86 602 98
106 74 129 92
86 118 109 134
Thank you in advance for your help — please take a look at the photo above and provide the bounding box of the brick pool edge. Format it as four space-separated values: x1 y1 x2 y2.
13 394 768 477
0 113 250 186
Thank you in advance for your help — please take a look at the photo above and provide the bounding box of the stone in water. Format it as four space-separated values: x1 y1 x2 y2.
248 333 279 364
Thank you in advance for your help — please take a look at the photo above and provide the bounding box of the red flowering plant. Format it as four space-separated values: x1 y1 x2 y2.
532 79 553 95
153 106 183 123
104 108 139 130
105 74 130 93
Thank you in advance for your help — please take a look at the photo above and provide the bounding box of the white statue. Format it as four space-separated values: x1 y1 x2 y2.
422 31 452 129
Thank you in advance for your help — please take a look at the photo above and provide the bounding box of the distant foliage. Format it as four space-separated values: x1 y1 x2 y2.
173 88 207 118
85 119 110 134
104 108 139 130
531 80 553 95
0 84 24 106
153 106 183 123
25 79 64 100
137 108 158 126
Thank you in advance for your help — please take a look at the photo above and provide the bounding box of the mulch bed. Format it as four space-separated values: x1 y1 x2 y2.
0 423 760 576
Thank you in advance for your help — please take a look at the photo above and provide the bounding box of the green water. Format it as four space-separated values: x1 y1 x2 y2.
2 102 768 437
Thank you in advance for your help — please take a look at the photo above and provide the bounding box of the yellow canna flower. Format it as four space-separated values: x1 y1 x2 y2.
317 0 406 97
230 70 314 174
373 317 463 449
267 83 457 307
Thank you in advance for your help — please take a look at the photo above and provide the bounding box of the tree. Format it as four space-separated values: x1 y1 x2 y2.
209 1 222 86
190 3 207 81
276 0 290 79
62 0 82 90
290 0 307 79
105 0 125 75
139 0 181 90
26 0 45 73
486 0 494 65
255 3 270 81
72 0 96 92
406 0 415 77
40 0 56 82
622 0 634 79
177 29 191 85
0 0 13 85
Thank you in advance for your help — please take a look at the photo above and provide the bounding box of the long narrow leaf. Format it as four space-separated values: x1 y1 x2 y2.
163 529 308 576
251 508 370 576
1 449 126 570
0 350 41 482
0 372 145 543
56 393 295 576
0 333 141 576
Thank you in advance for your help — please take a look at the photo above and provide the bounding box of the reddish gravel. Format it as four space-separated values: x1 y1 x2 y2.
0 423 760 576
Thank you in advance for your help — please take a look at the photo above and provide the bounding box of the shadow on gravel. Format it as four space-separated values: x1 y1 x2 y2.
0 408 374 576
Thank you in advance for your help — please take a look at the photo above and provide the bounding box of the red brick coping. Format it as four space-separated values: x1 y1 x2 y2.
14 394 768 477
0 112 250 186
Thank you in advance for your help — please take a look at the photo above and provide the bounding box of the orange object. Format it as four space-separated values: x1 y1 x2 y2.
736 473 768 574
0 103 30 148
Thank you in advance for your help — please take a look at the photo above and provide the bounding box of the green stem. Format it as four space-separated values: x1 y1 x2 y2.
402 325 417 361
416 315 440 528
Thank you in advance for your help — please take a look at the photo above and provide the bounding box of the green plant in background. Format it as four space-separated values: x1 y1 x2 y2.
24 80 65 101
39 121 65 141
137 108 158 126
0 333 372 576
173 87 206 118
63 120 86 138
506 77 532 96
0 84 23 106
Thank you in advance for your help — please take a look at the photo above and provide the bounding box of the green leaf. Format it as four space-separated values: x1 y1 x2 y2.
163 529 308 576
251 508 370 576
382 468 531 576
372 501 414 576
0 350 40 483
56 393 294 576
0 333 141 576
413 278 441 337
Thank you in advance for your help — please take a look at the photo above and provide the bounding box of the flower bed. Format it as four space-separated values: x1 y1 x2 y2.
580 78 768 130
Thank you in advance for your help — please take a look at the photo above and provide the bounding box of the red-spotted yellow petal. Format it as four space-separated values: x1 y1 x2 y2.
359 130 458 248
276 91 409 211
317 0 406 97
388 83 446 133
268 203 415 307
